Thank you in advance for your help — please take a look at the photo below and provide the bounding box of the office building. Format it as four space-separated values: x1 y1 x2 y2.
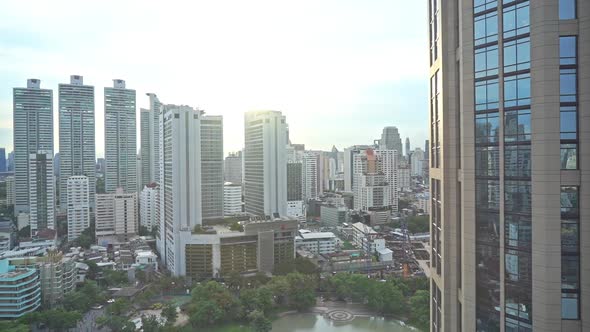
201 114 224 220
375 149 399 212
243 111 287 217
378 126 403 157
410 148 425 177
66 176 90 242
303 152 320 201
29 151 54 236
181 218 297 278
286 162 304 219
343 145 373 192
296 231 337 255
0 259 41 318
429 1 589 331
405 137 411 157
0 148 5 172
224 151 242 185
140 93 161 187
58 75 95 212
4 176 15 206
223 182 242 216
95 188 138 246
139 183 159 232
158 105 202 275
13 79 53 214
7 151 14 172
104 79 137 194
320 205 348 227
352 149 392 211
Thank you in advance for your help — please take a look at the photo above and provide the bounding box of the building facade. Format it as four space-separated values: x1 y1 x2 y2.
158 105 203 276
139 183 159 232
296 231 337 255
429 0 589 331
243 111 288 218
378 126 403 157
0 259 41 318
66 176 90 242
140 93 162 187
224 151 242 185
95 188 138 246
29 151 54 236
223 182 242 216
201 114 224 220
104 79 137 194
13 79 53 214
58 75 95 212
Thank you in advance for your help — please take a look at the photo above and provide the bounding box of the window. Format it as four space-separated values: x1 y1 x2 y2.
429 0 439 64
503 1 530 38
560 144 577 170
504 181 531 214
504 37 530 73
560 106 577 140
561 186 579 320
476 112 500 144
476 146 500 177
559 36 577 170
504 73 530 107
474 11 498 46
504 145 531 178
476 211 500 245
475 78 499 111
476 179 500 210
505 214 531 249
504 109 531 142
559 0 576 20
560 68 577 103
474 0 497 14
560 36 577 65
475 45 499 78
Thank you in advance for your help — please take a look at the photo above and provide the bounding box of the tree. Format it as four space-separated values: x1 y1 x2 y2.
76 225 95 249
408 290 430 331
139 225 150 236
285 273 316 311
84 260 99 280
0 320 29 332
273 257 318 275
22 309 82 331
63 281 104 312
229 221 244 232
102 269 129 287
97 315 136 332
187 281 238 327
248 310 272 332
407 215 430 234
161 302 177 325
108 298 130 316
239 286 273 316
142 315 164 332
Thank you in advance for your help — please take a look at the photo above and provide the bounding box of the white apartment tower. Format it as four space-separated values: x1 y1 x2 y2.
223 182 242 216
224 151 242 185
158 105 202 275
302 152 320 201
66 176 89 242
140 93 161 187
104 79 137 193
200 114 224 220
410 148 425 177
243 111 288 218
58 75 95 212
139 183 159 232
375 149 399 212
13 79 53 214
29 151 54 236
95 188 138 246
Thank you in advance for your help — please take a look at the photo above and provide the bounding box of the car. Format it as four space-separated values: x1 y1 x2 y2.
107 298 115 304
92 304 104 310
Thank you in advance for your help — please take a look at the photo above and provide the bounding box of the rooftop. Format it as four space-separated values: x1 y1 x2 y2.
298 232 336 240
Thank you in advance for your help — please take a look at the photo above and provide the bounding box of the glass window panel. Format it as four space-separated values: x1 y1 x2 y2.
474 0 497 14
476 146 500 177
505 73 531 107
560 111 577 139
503 2 530 38
561 255 579 290
559 36 577 65
561 223 579 254
475 78 499 111
560 69 577 103
562 294 579 319
475 12 498 46
559 0 576 20
560 187 579 218
476 179 500 210
505 181 531 214
560 144 577 170
504 145 531 178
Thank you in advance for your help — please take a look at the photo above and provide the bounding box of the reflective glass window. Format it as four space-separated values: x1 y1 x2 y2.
503 1 530 38
475 78 499 111
559 0 576 20
475 45 499 78
504 109 531 142
504 73 531 107
504 37 530 73
475 11 498 46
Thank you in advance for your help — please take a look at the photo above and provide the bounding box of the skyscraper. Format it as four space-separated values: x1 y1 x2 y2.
378 126 403 156
13 79 53 214
29 151 54 236
410 148 424 177
243 111 288 218
158 105 202 275
429 1 588 331
224 151 242 185
139 183 159 232
302 152 320 201
0 148 6 172
140 93 161 187
200 114 224 220
104 79 137 194
58 75 95 212
66 176 89 242
405 137 411 157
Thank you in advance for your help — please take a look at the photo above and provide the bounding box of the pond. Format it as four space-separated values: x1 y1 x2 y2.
271 313 420 332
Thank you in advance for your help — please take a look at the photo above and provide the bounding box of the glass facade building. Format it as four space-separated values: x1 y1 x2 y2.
429 0 588 331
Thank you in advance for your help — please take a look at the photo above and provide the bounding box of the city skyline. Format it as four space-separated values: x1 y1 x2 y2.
0 0 429 156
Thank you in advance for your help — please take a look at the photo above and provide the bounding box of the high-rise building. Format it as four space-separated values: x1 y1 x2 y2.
7 151 14 172
243 111 287 218
352 149 391 211
303 152 320 201
0 259 41 318
0 148 6 172
378 126 403 157
429 1 589 331
5 176 15 206
140 93 161 187
13 79 53 214
139 183 159 232
201 114 224 220
158 105 203 275
29 151 54 236
95 188 138 246
405 137 411 157
224 151 242 185
343 145 373 193
66 176 90 242
410 148 425 177
104 79 136 194
223 182 242 216
375 149 399 212
58 75 95 212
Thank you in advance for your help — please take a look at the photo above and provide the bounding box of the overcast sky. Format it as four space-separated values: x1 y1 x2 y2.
0 0 429 157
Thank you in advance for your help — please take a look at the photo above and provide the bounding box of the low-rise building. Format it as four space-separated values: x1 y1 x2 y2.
135 250 158 271
320 205 348 227
96 188 138 246
0 259 41 318
351 222 384 254
0 219 15 255
296 231 337 255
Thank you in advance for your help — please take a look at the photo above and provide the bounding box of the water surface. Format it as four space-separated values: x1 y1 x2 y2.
271 313 419 332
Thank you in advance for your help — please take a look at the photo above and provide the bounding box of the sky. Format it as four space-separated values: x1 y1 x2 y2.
0 0 429 158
